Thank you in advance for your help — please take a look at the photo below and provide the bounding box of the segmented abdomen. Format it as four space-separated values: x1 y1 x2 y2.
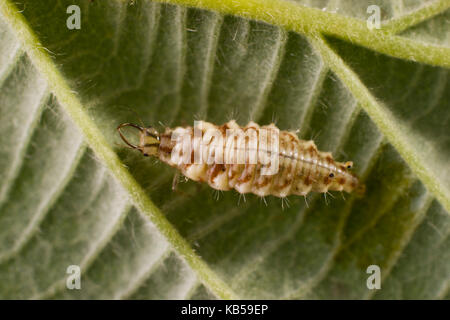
158 120 362 197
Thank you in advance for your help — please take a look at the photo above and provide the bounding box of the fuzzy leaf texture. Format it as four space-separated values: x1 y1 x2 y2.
0 0 449 299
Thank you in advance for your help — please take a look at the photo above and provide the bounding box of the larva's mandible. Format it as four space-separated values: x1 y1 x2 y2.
117 120 365 197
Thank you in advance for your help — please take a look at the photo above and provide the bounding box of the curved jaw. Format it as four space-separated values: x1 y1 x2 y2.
117 123 160 157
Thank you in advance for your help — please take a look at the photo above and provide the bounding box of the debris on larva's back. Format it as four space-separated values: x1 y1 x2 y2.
117 120 365 198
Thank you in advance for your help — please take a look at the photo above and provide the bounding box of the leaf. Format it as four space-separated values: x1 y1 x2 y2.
0 0 448 299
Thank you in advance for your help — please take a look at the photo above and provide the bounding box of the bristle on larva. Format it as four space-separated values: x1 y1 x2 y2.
117 120 365 198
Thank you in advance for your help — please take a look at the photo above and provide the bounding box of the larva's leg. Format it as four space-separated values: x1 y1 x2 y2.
280 197 291 210
213 189 222 201
260 196 268 206
281 197 286 210
172 171 180 191
237 193 247 206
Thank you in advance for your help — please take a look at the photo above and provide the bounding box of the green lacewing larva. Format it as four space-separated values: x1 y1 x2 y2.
117 120 365 198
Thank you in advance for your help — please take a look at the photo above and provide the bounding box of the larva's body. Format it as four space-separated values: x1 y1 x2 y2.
118 120 364 198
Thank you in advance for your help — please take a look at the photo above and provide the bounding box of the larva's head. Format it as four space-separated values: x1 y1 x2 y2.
328 161 365 195
117 123 160 157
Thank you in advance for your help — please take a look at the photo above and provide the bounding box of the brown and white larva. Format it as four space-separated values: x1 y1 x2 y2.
117 120 365 198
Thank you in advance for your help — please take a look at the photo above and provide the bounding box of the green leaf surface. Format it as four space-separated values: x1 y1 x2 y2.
0 0 448 299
